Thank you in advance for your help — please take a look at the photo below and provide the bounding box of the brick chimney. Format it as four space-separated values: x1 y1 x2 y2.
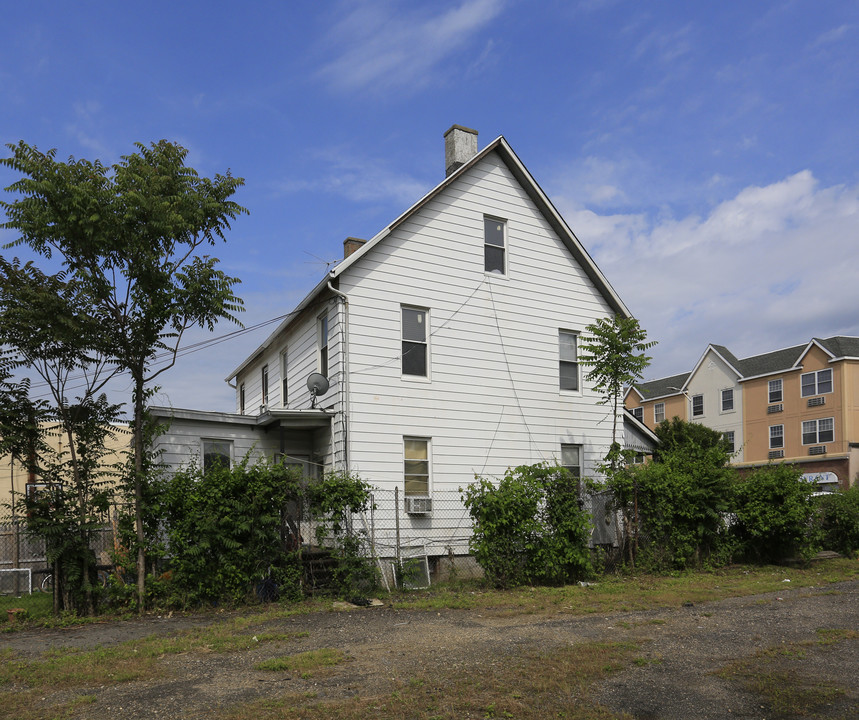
343 237 367 258
444 125 478 177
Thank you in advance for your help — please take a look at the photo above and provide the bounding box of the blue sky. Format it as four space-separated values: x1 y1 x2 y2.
2 0 858 412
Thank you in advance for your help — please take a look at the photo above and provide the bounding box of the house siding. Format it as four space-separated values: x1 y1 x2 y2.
339 152 616 494
685 351 744 461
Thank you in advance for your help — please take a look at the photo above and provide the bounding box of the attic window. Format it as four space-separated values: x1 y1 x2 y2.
484 216 506 274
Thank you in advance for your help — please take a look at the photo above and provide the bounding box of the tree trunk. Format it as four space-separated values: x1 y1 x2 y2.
133 373 146 613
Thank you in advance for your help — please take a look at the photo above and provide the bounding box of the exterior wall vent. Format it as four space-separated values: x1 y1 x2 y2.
808 445 827 456
807 397 826 407
404 496 433 515
767 404 783 414
768 450 784 459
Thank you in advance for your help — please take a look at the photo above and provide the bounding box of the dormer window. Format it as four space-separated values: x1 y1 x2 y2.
801 369 832 397
484 216 506 274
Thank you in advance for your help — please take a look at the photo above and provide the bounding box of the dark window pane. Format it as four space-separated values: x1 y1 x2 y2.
484 217 505 247
818 369 832 394
402 308 426 342
801 373 815 397
560 361 578 390
484 244 504 273
402 341 427 376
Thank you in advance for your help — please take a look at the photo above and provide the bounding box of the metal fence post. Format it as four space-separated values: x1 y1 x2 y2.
394 486 401 574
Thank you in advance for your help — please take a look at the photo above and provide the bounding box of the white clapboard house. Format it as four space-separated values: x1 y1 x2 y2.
150 126 654 563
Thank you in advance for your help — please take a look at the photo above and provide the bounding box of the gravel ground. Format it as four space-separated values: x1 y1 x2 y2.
3 579 858 719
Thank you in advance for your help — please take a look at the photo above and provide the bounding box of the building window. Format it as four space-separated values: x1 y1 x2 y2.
402 306 428 377
802 417 834 445
654 402 665 424
723 431 735 453
202 439 232 473
281 349 288 406
484 216 506 274
769 425 784 449
318 315 329 377
559 330 578 391
692 394 704 417
721 388 734 412
261 365 269 406
768 378 783 404
561 444 581 478
239 383 245 414
632 407 643 422
404 437 430 496
801 369 832 397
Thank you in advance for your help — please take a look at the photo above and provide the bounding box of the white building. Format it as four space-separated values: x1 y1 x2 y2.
150 126 651 555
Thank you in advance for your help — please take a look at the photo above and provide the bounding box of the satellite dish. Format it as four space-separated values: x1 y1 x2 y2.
306 373 329 408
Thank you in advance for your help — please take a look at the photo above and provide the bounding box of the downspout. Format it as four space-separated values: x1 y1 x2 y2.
327 282 350 473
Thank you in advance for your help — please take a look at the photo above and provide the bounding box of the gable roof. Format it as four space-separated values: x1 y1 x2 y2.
227 134 631 382
632 336 859 396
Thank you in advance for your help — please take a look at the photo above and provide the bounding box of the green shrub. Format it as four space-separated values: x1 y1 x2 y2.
462 463 592 588
816 485 859 557
732 464 819 563
608 419 735 570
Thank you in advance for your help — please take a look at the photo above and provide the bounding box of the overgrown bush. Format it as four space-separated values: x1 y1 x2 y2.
816 484 859 557
732 464 819 563
609 418 735 570
463 463 592 588
161 459 304 605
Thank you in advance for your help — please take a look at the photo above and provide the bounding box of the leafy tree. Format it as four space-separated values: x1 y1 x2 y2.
816 485 859 557
579 315 656 471
732 464 819 563
1 140 247 610
0 260 124 614
610 418 735 570
463 463 593 588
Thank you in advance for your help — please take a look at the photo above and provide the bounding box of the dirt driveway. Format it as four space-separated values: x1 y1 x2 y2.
3 579 858 719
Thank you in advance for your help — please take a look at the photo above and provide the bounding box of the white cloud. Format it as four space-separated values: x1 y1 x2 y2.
316 0 504 94
557 171 859 379
274 146 430 207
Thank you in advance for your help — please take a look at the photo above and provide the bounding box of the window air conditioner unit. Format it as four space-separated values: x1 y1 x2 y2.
807 397 825 407
768 450 784 459
809 445 826 456
404 496 432 514
767 404 783 414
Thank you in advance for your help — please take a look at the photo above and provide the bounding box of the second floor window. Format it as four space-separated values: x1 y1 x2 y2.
802 418 834 445
723 431 735 453
632 407 643 421
402 306 428 377
559 331 578 391
769 425 784 449
261 365 269 406
239 383 245 414
721 388 734 412
654 402 665 424
692 394 704 417
281 350 288 406
801 368 832 397
561 444 582 478
318 315 329 377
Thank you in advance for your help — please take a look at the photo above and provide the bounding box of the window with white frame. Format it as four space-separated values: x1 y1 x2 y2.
769 425 784 449
561 443 582 478
723 431 735 453
318 314 329 377
632 407 643 421
402 306 428 377
802 417 834 445
261 365 269 406
768 378 783 403
692 394 704 417
404 437 430 496
484 216 506 274
559 330 578 391
280 349 288 406
202 439 232 473
801 368 832 397
239 383 245 414
721 388 734 412
654 402 665 424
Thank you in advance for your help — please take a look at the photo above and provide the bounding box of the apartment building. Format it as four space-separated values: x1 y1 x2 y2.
624 337 859 490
